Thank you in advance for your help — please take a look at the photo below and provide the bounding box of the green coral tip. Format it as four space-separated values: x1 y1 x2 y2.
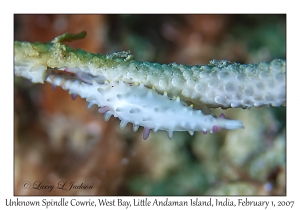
51 31 87 43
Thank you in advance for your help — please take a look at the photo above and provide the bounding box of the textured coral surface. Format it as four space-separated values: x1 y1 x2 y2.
14 14 286 195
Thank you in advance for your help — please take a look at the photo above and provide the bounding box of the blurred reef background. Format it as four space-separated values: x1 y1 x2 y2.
14 14 286 195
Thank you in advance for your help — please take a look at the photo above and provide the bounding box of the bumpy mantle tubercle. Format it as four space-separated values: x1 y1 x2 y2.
14 31 286 139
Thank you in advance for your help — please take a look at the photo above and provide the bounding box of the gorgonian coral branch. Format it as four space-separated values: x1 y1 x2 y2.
14 31 286 139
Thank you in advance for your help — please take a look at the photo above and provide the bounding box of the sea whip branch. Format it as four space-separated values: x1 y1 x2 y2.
14 31 286 139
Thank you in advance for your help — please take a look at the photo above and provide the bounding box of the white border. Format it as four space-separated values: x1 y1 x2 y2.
2 0 299 209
